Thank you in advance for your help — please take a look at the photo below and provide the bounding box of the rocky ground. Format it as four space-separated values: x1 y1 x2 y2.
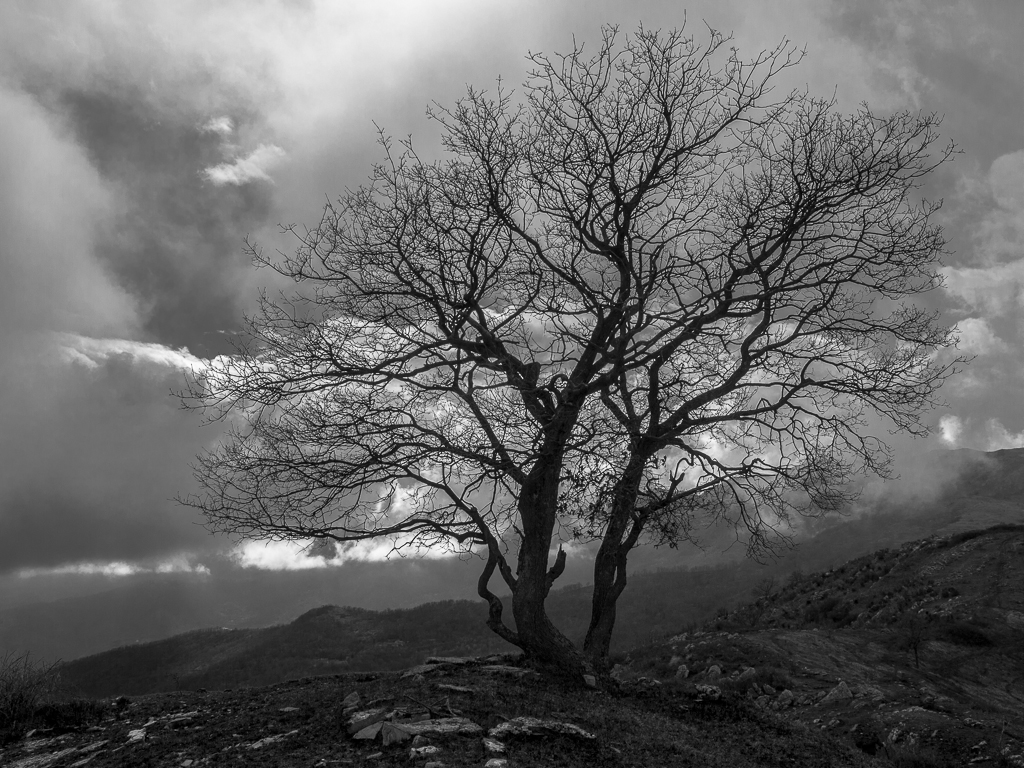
618 626 1024 768
1 654 883 768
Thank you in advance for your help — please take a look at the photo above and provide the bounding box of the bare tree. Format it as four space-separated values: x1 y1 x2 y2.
182 26 961 678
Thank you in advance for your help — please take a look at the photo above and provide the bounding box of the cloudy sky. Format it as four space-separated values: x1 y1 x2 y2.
1 0 1021 597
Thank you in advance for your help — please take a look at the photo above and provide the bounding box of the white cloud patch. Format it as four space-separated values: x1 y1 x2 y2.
56 333 205 370
17 556 211 579
203 143 287 186
938 414 963 447
232 536 455 571
202 116 234 137
953 317 1009 356
935 414 1024 452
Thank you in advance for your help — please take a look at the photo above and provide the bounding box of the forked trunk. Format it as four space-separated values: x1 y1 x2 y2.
506 445 594 679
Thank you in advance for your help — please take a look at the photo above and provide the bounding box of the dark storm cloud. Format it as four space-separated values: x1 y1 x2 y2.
33 83 274 356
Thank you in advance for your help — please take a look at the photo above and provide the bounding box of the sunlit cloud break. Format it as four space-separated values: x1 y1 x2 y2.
17 558 211 579
55 333 205 370
203 144 286 186
232 537 456 571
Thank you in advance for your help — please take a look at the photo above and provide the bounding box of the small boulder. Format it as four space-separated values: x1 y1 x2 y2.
484 760 509 768
675 664 689 679
482 737 506 754
381 722 412 746
695 684 721 701
583 674 598 688
737 667 757 682
705 665 722 679
341 691 360 709
776 690 795 708
821 681 854 704
126 728 146 744
409 745 441 758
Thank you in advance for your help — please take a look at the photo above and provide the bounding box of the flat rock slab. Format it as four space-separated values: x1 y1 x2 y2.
425 656 477 666
399 718 484 737
401 664 445 678
479 665 538 678
488 717 596 740
249 729 298 749
346 707 389 735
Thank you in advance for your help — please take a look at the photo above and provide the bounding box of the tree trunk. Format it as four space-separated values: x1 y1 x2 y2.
582 459 646 668
506 443 594 679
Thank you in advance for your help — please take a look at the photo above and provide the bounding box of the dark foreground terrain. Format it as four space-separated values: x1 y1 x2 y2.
1 654 885 768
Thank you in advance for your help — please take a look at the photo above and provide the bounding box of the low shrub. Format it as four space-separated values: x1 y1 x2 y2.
0 653 62 736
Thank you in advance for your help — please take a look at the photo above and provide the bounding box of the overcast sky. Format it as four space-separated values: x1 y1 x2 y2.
1 0 1022 587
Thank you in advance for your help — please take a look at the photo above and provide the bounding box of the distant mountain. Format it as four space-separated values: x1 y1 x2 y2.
6 448 1023 667
58 601 515 697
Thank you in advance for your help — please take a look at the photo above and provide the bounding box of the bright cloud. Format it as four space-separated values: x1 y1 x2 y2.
56 333 205 370
231 536 457 571
953 318 1009 356
202 116 234 137
203 143 287 186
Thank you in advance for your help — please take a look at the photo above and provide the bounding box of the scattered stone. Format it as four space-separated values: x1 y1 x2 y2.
482 737 506 754
11 749 80 768
249 730 299 749
695 684 722 701
353 722 384 741
278 707 299 713
609 664 627 680
583 674 598 688
705 665 722 679
411 735 429 747
366 752 383 760
126 729 146 745
346 707 389 735
409 745 441 758
79 741 107 754
424 762 444 768
484 760 509 768
675 665 689 679
737 667 757 682
402 664 443 679
668 655 683 667
821 681 854 704
489 717 596 741
776 690 795 708
341 691 360 709
762 684 777 696
168 712 198 728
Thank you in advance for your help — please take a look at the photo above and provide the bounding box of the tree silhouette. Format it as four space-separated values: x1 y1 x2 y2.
182 25 961 677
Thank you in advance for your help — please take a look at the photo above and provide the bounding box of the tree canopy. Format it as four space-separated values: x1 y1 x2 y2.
183 25 960 676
